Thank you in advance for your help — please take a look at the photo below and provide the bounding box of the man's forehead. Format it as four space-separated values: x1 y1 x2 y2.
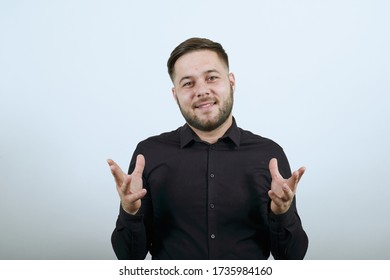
173 50 228 80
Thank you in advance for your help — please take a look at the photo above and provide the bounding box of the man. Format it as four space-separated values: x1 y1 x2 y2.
108 37 308 260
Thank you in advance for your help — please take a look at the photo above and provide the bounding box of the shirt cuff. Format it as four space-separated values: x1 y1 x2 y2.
118 205 143 227
268 207 298 231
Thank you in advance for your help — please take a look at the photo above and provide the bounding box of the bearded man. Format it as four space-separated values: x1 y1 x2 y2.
108 37 308 260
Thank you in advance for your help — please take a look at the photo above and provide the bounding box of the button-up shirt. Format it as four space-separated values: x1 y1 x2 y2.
112 119 308 259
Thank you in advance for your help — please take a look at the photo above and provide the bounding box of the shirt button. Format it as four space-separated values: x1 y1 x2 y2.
210 234 216 239
210 173 215 178
210 203 215 209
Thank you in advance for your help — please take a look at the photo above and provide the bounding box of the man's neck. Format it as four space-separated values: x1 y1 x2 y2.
190 116 233 144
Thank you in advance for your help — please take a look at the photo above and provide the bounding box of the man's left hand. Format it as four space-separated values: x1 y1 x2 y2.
268 158 306 215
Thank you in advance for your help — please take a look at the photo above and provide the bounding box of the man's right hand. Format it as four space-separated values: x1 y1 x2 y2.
107 154 147 215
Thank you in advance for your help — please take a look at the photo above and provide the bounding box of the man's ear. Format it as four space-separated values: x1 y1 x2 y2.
172 87 178 102
229 72 236 91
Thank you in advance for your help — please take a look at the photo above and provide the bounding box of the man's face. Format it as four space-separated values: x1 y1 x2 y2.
172 50 235 132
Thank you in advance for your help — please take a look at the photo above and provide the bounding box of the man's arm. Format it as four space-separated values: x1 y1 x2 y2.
268 158 308 259
268 198 308 259
108 155 150 259
111 205 149 259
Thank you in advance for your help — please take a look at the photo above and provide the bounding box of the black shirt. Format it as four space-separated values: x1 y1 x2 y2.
112 119 308 259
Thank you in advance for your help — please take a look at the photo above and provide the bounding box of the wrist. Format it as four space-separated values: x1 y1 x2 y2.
121 203 139 216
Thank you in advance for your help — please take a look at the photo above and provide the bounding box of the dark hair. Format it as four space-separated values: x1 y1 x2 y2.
167 37 229 81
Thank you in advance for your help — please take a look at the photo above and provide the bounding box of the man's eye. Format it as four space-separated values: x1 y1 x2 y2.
208 76 218 81
182 82 192 87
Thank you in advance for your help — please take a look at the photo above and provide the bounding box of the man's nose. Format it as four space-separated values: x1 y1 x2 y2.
195 81 210 97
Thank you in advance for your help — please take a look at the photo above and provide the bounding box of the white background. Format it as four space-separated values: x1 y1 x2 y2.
1 0 389 259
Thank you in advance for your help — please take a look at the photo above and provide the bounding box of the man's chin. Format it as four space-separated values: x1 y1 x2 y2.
188 117 227 132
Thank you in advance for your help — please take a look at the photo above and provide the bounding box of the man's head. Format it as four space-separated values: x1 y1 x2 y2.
168 38 235 133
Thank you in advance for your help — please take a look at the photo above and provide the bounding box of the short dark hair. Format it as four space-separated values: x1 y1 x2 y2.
167 37 229 81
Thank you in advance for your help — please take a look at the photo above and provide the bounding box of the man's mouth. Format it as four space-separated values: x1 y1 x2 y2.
195 101 217 109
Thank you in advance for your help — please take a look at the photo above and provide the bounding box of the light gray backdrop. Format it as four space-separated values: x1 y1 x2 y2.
1 0 389 259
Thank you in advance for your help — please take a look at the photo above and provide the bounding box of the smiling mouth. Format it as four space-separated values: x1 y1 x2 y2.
195 102 217 109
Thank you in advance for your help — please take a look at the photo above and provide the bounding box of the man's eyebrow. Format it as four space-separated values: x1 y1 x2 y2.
179 76 192 84
178 69 221 84
205 69 220 75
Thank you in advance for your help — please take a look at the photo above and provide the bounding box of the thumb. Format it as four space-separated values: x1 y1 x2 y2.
269 158 281 180
132 154 145 177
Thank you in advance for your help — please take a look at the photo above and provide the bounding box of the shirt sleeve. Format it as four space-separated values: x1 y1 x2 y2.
111 205 149 259
111 144 153 260
268 197 309 259
267 146 308 260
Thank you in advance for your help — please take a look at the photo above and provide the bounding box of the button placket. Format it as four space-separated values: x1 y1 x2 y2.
207 145 218 255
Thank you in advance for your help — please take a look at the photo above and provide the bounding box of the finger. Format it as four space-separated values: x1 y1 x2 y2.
132 154 145 177
107 159 127 176
107 159 126 187
122 189 148 215
268 189 277 200
282 183 295 200
268 190 293 215
286 168 303 193
269 158 282 180
268 190 286 205
270 184 294 202
288 167 306 192
289 170 300 192
120 174 132 195
296 166 306 183
127 188 147 202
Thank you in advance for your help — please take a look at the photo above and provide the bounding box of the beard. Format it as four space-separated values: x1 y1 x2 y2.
177 86 234 132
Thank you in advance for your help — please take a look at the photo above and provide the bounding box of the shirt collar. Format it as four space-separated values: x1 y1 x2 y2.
179 117 241 148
